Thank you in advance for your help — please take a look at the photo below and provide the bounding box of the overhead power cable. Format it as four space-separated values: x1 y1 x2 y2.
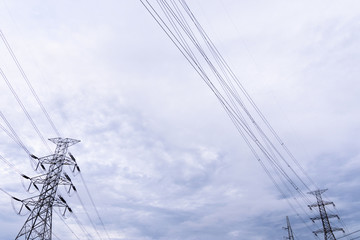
140 0 336 237
0 30 61 137
0 68 51 152
0 154 22 175
75 191 104 240
78 170 111 240
54 210 81 240
0 30 108 239
72 212 95 240
52 231 62 240
338 230 360 239
0 187 13 197
178 0 312 193
0 112 30 155
142 0 311 196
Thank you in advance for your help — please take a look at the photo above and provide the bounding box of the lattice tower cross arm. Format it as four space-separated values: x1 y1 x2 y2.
308 189 344 240
15 138 80 240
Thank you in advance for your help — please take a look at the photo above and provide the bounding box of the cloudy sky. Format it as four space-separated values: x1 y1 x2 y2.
0 0 359 239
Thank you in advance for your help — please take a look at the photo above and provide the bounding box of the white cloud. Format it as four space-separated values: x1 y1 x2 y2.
0 0 359 239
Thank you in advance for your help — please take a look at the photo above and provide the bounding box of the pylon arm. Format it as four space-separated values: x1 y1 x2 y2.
63 156 77 165
58 174 77 194
54 196 73 216
332 227 345 233
22 171 76 193
314 227 345 234
13 195 39 206
308 201 335 210
12 195 39 215
49 137 80 146
327 214 340 219
311 214 339 222
24 173 46 183
36 154 76 167
313 229 325 235
311 216 320 222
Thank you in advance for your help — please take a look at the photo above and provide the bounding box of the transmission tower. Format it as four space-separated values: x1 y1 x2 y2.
283 216 295 240
14 137 80 240
308 189 344 240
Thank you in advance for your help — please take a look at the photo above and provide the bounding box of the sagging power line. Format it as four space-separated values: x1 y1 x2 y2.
140 1 348 239
0 30 111 239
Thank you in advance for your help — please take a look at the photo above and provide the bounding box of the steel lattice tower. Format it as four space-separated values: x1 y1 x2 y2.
308 189 344 240
15 137 80 240
284 216 295 240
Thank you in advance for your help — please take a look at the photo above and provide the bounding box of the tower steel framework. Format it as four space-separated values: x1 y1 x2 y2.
308 189 344 240
284 216 295 240
15 137 79 240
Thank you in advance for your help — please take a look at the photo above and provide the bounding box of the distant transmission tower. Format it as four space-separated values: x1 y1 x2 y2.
308 189 344 240
14 137 80 240
283 216 295 240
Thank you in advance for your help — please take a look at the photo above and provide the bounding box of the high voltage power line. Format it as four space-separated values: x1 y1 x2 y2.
140 0 351 239
0 2 357 240
0 31 61 138
0 30 111 239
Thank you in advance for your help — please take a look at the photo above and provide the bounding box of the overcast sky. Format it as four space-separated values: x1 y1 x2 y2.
0 1 359 240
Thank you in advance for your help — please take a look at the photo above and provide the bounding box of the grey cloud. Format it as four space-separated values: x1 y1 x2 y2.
1 0 360 239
